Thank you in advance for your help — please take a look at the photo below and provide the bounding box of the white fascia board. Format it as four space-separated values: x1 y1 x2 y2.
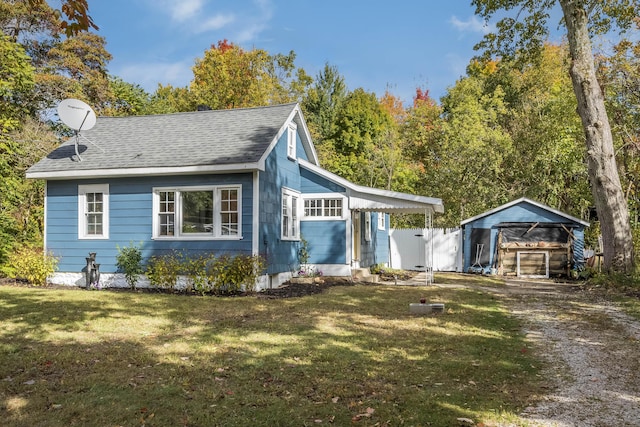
460 197 590 227
26 162 263 180
256 104 320 169
291 105 319 165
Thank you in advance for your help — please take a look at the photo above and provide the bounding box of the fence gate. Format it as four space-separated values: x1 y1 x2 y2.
389 228 462 272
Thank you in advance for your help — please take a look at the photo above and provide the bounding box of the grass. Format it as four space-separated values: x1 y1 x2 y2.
0 279 544 426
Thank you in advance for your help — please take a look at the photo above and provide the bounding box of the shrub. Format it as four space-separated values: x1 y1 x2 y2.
115 243 144 289
1 246 58 286
183 252 215 295
146 251 182 290
207 253 265 295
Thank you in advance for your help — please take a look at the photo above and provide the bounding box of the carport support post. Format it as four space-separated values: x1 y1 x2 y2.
425 209 433 286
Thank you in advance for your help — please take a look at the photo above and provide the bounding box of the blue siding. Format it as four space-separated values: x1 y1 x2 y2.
47 174 254 274
300 221 346 264
259 130 302 274
359 212 389 268
300 168 345 193
462 201 586 273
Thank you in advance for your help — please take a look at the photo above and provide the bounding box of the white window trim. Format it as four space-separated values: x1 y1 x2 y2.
377 212 386 230
78 184 109 239
364 212 371 242
287 123 297 160
302 194 347 221
152 185 242 240
281 187 301 241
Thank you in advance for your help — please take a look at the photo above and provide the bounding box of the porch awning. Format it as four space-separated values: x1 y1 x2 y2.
298 159 444 214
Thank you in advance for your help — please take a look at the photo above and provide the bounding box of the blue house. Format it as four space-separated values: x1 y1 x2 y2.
27 103 443 289
460 198 589 278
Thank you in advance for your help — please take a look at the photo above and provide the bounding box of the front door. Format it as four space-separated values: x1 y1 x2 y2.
352 211 361 267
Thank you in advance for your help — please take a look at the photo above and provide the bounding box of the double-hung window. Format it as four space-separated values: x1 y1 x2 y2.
153 185 241 239
281 188 300 240
78 184 109 239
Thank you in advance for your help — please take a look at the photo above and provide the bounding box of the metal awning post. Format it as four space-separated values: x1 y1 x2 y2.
425 208 433 285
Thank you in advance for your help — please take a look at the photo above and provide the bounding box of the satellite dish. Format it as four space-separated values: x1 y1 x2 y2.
57 99 101 161
58 98 96 131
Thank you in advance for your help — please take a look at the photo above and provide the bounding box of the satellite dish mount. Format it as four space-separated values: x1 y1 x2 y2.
57 98 102 161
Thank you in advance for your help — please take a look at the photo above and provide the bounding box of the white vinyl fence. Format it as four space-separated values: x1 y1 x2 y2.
389 228 462 272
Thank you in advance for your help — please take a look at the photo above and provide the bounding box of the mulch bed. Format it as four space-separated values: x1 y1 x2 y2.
0 269 420 299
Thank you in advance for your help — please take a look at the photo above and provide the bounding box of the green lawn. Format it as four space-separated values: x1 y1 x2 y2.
0 280 543 426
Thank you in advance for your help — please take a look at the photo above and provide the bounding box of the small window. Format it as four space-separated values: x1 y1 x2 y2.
153 185 241 239
282 188 300 240
378 213 386 230
78 184 109 239
287 123 297 159
303 198 343 219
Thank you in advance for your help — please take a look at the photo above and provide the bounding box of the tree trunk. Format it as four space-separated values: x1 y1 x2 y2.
559 0 634 272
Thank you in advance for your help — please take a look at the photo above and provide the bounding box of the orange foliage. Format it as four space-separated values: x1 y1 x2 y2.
380 90 406 123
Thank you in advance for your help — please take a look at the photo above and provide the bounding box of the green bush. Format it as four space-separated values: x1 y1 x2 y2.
1 246 58 286
145 251 182 290
183 253 215 295
115 243 144 289
145 251 265 294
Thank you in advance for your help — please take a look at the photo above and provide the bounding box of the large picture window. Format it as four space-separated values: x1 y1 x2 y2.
78 184 109 239
281 188 300 240
153 185 241 239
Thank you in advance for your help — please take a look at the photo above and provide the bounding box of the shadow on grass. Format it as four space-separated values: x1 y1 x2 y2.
0 284 539 426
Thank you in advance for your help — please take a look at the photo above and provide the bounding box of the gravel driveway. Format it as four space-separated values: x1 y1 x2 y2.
491 279 640 427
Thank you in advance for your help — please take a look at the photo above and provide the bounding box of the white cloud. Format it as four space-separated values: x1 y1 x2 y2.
231 0 273 43
196 13 236 33
170 0 204 22
450 15 495 35
118 61 194 93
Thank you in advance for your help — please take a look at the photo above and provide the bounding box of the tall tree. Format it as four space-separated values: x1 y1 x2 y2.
597 32 640 251
438 72 514 225
472 0 638 273
302 63 348 145
190 40 309 110
38 31 112 111
0 34 48 264
494 44 590 215
321 88 394 186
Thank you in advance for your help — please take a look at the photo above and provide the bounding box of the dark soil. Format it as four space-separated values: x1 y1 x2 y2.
257 277 355 298
0 276 358 299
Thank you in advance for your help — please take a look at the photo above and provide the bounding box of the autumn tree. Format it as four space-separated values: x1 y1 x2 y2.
27 0 98 36
190 40 310 110
472 0 638 273
37 31 112 111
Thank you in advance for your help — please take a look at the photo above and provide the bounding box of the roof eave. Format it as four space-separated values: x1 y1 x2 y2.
298 159 444 214
26 162 263 180
460 197 590 227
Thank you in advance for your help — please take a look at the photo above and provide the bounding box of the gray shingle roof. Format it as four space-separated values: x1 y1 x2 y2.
27 103 298 178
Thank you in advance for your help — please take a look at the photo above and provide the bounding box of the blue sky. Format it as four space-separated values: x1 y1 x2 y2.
87 1 497 104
